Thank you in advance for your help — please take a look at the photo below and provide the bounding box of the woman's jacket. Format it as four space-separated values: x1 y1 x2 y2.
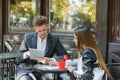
73 48 107 80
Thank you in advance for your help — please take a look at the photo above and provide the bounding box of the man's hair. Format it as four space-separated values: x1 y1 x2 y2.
32 15 48 26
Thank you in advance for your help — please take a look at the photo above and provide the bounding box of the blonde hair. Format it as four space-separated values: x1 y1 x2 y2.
74 27 112 79
32 15 48 29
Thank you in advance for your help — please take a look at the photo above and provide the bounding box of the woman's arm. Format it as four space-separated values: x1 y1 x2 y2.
80 48 97 80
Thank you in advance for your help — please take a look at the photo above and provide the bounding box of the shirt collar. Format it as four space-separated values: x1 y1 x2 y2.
37 33 48 42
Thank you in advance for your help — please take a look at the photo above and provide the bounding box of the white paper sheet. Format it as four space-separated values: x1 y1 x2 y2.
45 65 59 70
29 48 44 59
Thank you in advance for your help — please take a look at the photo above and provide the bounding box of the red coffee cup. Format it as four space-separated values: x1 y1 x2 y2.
58 60 65 70
64 55 70 60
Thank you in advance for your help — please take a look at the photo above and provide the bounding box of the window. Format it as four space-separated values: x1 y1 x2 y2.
49 0 96 35
9 0 96 34
9 0 36 33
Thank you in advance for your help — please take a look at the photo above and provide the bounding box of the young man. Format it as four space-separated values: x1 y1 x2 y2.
16 15 68 80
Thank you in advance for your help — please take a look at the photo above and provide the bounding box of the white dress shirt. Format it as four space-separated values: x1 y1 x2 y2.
37 34 47 56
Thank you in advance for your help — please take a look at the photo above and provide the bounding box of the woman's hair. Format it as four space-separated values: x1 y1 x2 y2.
74 26 112 79
32 15 48 27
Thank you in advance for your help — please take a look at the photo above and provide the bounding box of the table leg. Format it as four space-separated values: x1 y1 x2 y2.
2 59 9 80
1 58 16 80
54 73 61 80
2 59 4 80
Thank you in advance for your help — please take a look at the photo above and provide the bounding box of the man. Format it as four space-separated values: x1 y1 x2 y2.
16 15 68 80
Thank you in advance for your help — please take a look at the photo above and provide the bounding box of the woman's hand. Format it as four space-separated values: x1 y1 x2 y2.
66 66 74 72
49 58 58 66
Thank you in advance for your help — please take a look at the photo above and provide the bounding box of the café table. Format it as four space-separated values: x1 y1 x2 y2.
33 64 69 80
0 52 17 80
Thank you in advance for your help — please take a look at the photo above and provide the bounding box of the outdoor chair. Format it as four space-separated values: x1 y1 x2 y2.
106 63 120 80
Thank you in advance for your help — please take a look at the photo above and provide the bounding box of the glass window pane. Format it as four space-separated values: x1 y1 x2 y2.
50 0 96 35
9 0 36 33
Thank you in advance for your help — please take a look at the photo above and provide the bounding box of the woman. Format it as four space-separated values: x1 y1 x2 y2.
66 27 112 80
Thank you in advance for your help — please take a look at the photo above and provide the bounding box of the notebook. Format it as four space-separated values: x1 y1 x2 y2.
29 48 44 59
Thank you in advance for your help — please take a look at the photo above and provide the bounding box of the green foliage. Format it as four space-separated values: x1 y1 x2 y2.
52 0 70 21
10 0 36 18
80 0 96 22
51 0 96 24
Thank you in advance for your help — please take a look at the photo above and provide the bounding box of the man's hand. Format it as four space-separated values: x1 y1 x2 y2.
23 51 30 59
36 56 52 64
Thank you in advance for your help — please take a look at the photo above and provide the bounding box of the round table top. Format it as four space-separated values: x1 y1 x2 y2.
33 64 68 73
0 53 16 59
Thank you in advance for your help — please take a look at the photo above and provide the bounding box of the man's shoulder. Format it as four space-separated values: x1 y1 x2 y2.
48 33 59 39
24 32 37 38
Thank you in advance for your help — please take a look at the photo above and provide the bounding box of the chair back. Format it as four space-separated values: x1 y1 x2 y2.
106 63 120 80
4 40 14 52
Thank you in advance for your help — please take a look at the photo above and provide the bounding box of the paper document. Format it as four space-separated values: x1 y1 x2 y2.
29 48 44 59
45 65 59 70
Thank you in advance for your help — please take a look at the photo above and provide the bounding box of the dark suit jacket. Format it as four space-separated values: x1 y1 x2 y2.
16 32 67 64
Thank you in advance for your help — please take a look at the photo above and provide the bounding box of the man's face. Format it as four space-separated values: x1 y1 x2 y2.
35 24 48 40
